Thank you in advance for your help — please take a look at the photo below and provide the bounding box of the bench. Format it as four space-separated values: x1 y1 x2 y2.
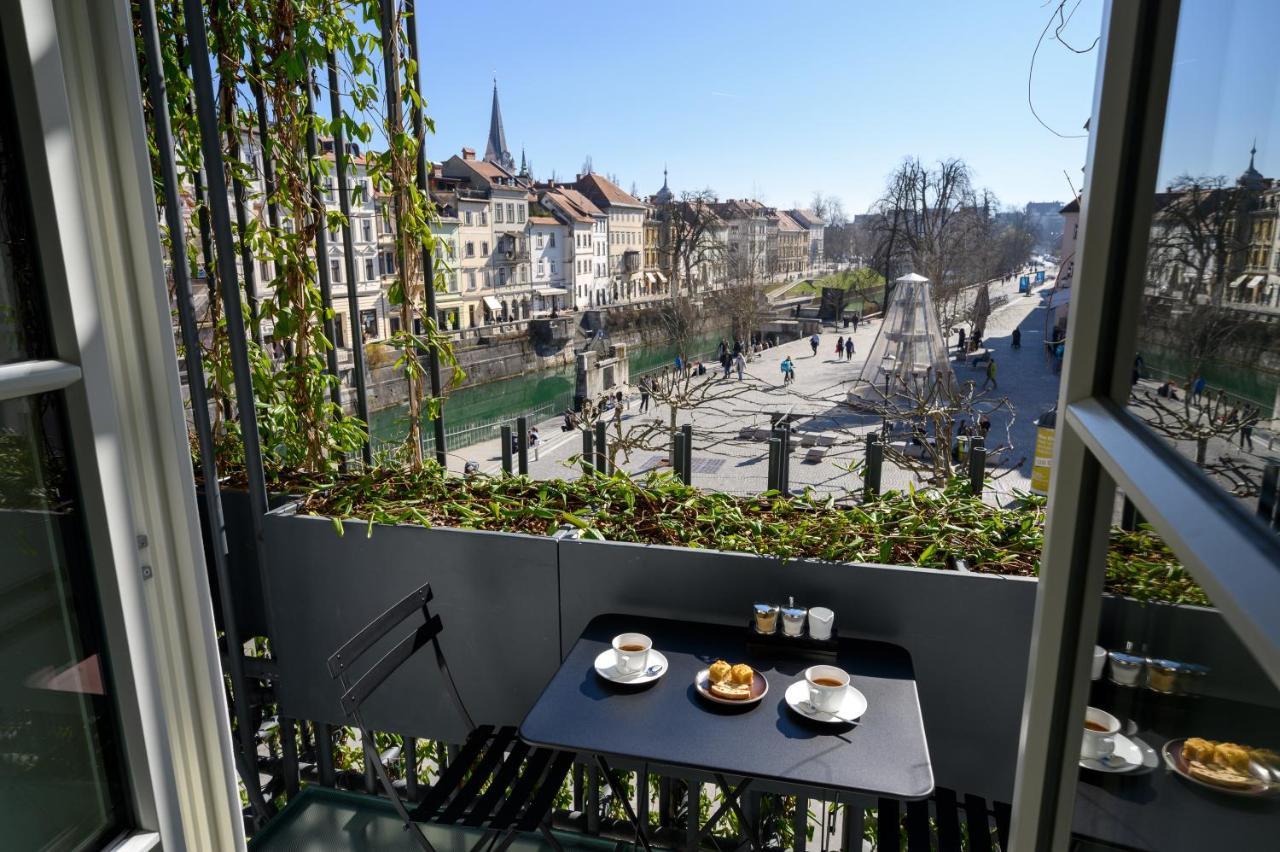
803 447 827 463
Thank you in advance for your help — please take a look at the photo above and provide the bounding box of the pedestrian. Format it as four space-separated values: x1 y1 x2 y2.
852 312 860 333
836 336 844 358
674 354 683 373
1191 374 1207 405
957 327 966 353
734 351 745 380
982 357 998 391
616 389 625 411
1240 407 1256 452
721 351 732 379
733 339 743 357
780 356 794 385
639 378 651 412
810 333 820 357
845 337 854 360
1011 327 1022 349
529 426 541 461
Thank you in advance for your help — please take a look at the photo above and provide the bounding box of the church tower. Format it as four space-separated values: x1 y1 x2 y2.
484 79 515 172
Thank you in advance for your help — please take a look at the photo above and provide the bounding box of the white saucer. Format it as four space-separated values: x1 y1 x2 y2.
784 679 867 724
594 648 668 685
1079 733 1150 773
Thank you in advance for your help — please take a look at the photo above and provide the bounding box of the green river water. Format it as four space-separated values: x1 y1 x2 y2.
369 330 727 451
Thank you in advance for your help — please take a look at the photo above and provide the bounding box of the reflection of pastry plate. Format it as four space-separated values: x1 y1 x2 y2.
783 680 867 724
1079 733 1151 773
695 668 767 706
1162 739 1277 796
593 649 668 685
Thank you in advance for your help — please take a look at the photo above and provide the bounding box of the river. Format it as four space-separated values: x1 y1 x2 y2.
369 330 728 452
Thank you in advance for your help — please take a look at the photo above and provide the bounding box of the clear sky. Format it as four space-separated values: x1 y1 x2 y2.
418 0 1102 214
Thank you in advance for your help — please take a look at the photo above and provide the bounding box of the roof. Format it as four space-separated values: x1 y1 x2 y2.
443 153 527 193
573 173 644 209
711 198 768 220
787 208 826 228
527 216 559 225
775 211 805 232
1059 196 1081 214
541 186 605 224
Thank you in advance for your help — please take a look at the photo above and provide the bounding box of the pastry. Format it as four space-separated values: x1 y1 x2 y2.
1187 760 1257 790
1182 737 1215 763
709 678 753 700
730 664 754 685
708 660 732 684
1213 742 1251 773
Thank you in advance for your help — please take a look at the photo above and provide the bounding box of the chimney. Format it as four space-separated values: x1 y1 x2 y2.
462 147 475 160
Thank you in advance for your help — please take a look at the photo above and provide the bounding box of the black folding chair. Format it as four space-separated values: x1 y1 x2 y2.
327 582 574 852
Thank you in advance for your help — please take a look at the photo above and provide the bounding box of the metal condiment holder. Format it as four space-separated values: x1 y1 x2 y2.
745 597 838 659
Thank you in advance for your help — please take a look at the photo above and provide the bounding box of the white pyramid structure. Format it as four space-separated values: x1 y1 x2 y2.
849 273 955 407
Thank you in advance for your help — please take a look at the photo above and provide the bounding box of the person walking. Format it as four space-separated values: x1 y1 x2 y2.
639 377 651 412
982 357 998 391
957 327 967 354
1191 374 1207 405
852 312 860 334
781 356 794 385
1240 408 1256 452
734 350 746 380
1011 327 1022 349
674 354 683 373
845 337 854 360
810 333 820 357
529 426 541 461
836 336 845 358
721 351 732 379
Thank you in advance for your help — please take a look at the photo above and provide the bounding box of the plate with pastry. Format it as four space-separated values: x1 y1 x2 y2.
1162 737 1280 796
695 660 768 706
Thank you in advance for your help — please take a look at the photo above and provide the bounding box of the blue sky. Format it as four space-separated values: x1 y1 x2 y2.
417 0 1103 213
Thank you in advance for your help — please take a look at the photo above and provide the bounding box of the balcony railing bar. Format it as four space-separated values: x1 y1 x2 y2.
303 73 344 412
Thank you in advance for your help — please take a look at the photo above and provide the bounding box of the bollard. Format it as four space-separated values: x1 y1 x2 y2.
681 423 693 485
594 421 608 475
767 436 782 492
1121 496 1140 531
581 430 595 474
968 436 985 496
673 431 686 482
864 433 883 498
500 425 513 474
1258 463 1279 529
780 427 792 496
516 416 529 475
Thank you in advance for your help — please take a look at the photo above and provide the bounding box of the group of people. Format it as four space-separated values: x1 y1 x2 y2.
834 335 855 360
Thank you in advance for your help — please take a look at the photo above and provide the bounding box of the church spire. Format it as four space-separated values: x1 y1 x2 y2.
485 78 515 172
519 147 529 178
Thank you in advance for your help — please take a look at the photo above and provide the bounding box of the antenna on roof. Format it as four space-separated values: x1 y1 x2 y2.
1063 169 1078 198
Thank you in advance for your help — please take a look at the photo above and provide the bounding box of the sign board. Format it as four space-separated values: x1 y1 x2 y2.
1018 276 1030 293
1030 417 1056 496
1035 270 1046 283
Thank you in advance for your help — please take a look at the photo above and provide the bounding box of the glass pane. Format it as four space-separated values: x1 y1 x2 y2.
0 29 54 364
0 392 129 847
1115 0 1280 512
1070 490 1280 851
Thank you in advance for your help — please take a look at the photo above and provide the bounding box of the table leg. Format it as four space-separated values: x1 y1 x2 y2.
695 776 755 850
595 755 652 852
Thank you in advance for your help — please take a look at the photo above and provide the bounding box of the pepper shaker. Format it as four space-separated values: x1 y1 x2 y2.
781 596 807 637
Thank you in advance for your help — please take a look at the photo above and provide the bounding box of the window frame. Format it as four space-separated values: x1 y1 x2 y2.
1010 1 1280 848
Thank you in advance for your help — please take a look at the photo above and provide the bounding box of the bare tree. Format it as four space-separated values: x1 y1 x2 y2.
657 189 723 296
1130 386 1260 470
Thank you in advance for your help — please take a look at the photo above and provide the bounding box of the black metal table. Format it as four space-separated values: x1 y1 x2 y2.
1072 680 1280 851
520 614 933 848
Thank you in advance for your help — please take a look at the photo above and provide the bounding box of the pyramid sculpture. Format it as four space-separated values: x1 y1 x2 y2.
849 273 955 407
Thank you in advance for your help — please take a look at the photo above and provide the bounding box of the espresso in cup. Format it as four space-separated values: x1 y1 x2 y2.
612 633 652 674
1081 706 1120 760
804 664 850 713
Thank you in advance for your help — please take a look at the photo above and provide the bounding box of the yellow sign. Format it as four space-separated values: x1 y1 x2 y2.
1030 426 1056 495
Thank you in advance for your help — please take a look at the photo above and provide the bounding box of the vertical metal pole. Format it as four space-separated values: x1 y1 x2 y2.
1260 463 1280 528
231 167 262 346
248 55 281 232
864 433 883 498
406 0 448 465
684 778 700 852
582 430 595 474
768 436 781 492
169 0 274 825
781 428 792 495
316 723 335 787
658 775 672 832
793 795 808 852
280 717 300 798
304 73 342 408
969 436 986 496
327 51 373 465
637 771 651 836
673 431 686 482
681 423 693 485
595 420 608 474
517 415 530 475
500 425 513 474
586 763 601 835
405 736 419 801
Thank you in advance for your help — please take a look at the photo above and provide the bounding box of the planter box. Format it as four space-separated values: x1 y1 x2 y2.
196 487 279 640
261 505 562 743
557 538 1038 804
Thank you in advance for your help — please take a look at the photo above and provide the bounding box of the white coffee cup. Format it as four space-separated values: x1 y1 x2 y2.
804 664 850 713
1091 646 1107 681
1081 706 1120 760
612 633 652 675
808 607 835 640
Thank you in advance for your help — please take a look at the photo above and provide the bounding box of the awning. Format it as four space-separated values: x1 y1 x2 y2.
1228 274 1250 288
654 271 668 284
644 272 656 284
535 287 567 298
1048 288 1071 308
1246 275 1264 289
482 295 502 311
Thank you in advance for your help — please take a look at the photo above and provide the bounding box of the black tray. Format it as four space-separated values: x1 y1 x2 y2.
745 619 839 660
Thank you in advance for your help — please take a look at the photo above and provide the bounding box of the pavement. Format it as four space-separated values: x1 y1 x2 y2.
444 269 1063 504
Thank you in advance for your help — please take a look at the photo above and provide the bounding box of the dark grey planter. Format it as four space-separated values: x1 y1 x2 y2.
196 486 277 640
261 505 562 743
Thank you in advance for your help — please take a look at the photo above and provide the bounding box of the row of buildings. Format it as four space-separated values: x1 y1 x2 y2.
202 83 826 354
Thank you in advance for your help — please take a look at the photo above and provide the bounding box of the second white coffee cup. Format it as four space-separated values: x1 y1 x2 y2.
804 664 850 713
1081 706 1120 759
612 633 651 674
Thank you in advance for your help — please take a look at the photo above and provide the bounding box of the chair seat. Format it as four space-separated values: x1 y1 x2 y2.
412 726 575 834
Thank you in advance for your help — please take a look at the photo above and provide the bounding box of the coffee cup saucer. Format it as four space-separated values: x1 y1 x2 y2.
784 679 867 724
1079 733 1152 773
594 648 668 685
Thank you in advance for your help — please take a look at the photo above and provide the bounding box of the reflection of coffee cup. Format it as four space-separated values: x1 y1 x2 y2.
612 633 651 674
1091 646 1107 681
1081 707 1120 759
804 665 849 713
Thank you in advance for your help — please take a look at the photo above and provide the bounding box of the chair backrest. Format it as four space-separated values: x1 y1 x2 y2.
327 581 473 729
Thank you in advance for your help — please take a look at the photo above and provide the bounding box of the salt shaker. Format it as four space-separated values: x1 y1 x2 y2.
781 596 807 637
752 603 779 635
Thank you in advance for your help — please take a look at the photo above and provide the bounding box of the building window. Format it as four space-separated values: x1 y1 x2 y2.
548 232 556 248
330 259 341 283
517 205 525 223
359 308 378 340
537 261 545 279
480 209 488 225
536 234 544 249
495 204 504 224
390 316 402 334
464 210 473 225
499 268 507 286
519 265 527 283
467 271 476 290
360 218 372 242
364 258 375 281
466 241 475 258
482 241 489 256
